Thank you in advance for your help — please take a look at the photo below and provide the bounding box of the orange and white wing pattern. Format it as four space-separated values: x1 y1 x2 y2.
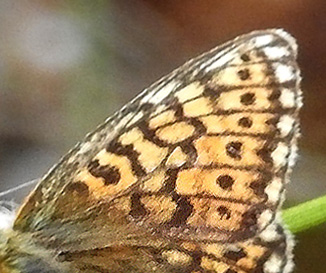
2 29 301 273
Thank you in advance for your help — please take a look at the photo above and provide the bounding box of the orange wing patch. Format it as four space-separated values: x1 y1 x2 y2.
77 150 137 198
182 96 214 118
176 168 263 202
7 30 300 273
119 127 168 172
156 122 195 143
200 113 275 134
195 135 268 167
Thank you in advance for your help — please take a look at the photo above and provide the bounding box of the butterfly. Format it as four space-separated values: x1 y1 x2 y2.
0 29 301 273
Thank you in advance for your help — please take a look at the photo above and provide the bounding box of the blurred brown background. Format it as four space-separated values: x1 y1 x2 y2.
0 1 325 272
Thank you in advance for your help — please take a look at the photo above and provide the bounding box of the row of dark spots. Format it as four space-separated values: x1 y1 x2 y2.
237 52 251 81
128 180 262 235
239 88 290 108
238 85 291 110
201 48 296 113
217 204 263 225
235 114 278 130
238 115 282 139
241 85 297 107
200 52 251 85
217 168 273 198
198 50 291 113
236 114 282 137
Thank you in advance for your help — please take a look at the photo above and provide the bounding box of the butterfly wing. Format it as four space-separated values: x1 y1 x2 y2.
12 29 301 273
55 219 293 273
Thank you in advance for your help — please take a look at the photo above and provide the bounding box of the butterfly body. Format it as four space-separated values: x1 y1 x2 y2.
0 29 301 272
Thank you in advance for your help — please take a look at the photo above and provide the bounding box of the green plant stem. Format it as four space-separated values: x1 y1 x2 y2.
282 195 326 234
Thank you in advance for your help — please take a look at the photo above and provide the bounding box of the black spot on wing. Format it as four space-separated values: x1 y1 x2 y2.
226 141 243 160
217 175 235 190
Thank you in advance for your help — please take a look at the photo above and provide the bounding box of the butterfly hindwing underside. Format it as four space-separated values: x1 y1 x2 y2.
0 29 301 273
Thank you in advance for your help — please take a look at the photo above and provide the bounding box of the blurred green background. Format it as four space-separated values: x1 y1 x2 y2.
0 1 325 272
